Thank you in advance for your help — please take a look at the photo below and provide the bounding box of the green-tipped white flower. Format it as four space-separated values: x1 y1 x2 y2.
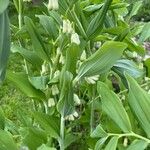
74 94 81 105
48 98 55 107
48 0 59 11
52 85 59 95
85 75 99 84
62 19 73 34
123 138 128 147
80 50 86 61
59 54 65 64
41 62 49 75
71 33 80 45
65 111 79 121
54 70 60 78
138 63 143 69
145 77 150 81
65 114 74 121
73 111 79 118
148 90 150 94
132 51 137 58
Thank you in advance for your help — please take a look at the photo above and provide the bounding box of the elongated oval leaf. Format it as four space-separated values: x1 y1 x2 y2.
0 107 5 130
126 74 150 138
11 45 43 68
0 0 9 14
6 71 46 100
0 130 17 150
76 41 127 80
20 127 47 150
65 43 80 76
86 0 113 39
94 137 108 150
127 140 148 150
91 125 108 138
57 71 74 117
97 82 132 133
104 136 118 150
0 10 10 85
37 15 59 40
24 16 50 62
33 112 60 139
113 59 144 78
138 22 150 43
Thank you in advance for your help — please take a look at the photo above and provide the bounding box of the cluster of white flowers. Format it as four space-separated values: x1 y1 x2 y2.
51 84 59 95
62 19 73 34
85 75 100 84
48 98 55 107
62 19 80 45
65 111 79 121
40 61 49 75
80 50 86 61
73 94 81 105
47 0 59 11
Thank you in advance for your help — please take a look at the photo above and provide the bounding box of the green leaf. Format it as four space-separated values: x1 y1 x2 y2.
104 136 118 150
57 71 74 117
65 43 80 76
126 74 150 138
113 59 144 78
127 140 148 150
127 1 142 21
86 0 113 39
0 10 10 85
11 45 43 68
97 82 132 133
0 107 5 130
91 125 108 138
29 76 49 90
94 137 108 150
76 41 127 80
0 0 9 14
37 144 56 150
24 16 50 62
144 58 150 78
138 22 150 43
64 133 79 149
6 71 46 100
20 127 47 150
124 38 145 56
0 130 17 150
33 112 60 139
37 15 59 40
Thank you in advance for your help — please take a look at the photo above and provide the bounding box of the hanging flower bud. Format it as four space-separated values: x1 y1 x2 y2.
80 50 86 61
41 61 49 75
85 75 99 84
48 98 55 107
53 0 59 10
65 111 79 121
52 85 59 95
48 0 59 11
54 70 60 78
71 33 80 45
59 54 65 64
138 63 143 69
74 94 81 105
62 19 73 34
73 111 79 118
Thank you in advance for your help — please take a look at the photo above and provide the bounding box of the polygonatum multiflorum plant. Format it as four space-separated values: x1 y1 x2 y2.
0 0 150 149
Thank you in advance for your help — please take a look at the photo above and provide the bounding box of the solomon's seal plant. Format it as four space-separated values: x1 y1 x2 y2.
0 0 150 150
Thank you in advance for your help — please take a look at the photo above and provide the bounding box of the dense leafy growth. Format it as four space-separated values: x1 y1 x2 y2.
0 0 150 149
